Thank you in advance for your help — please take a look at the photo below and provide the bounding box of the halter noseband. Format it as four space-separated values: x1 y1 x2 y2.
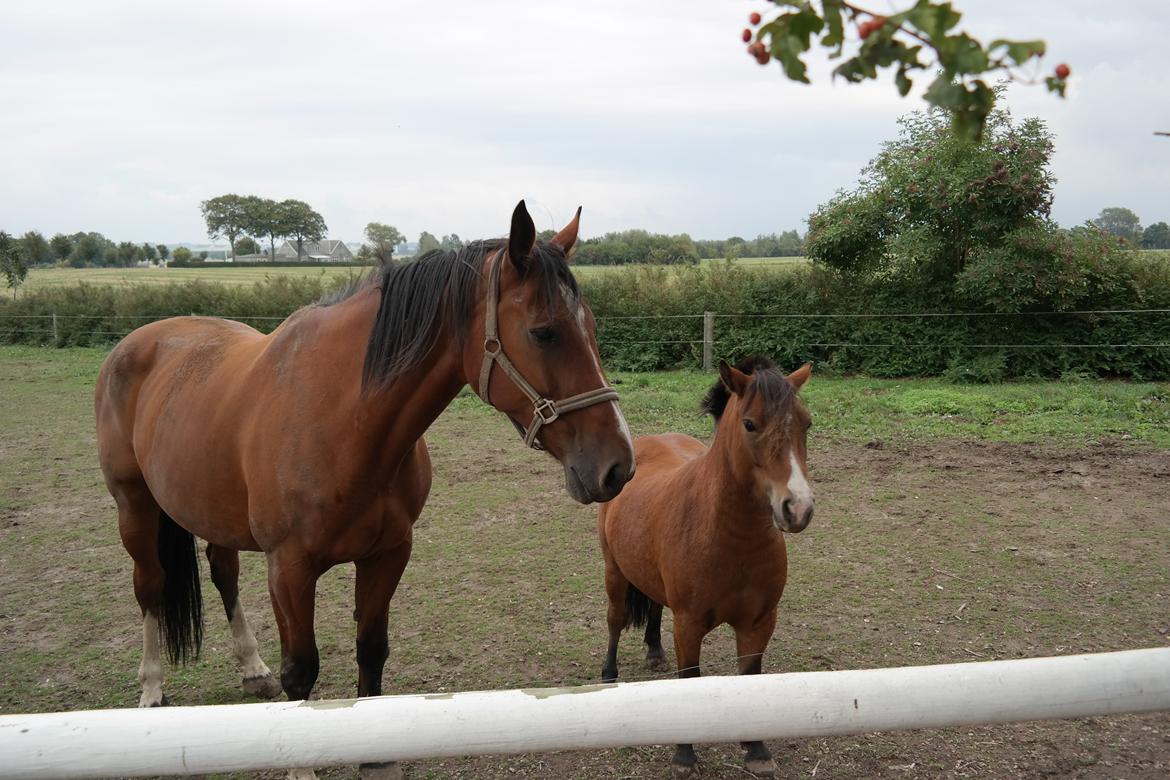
476 250 620 449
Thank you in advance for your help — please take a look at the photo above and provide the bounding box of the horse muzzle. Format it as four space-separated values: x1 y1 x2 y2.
564 456 635 505
773 495 814 533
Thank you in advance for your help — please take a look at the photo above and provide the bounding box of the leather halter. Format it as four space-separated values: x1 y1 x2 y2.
476 250 620 449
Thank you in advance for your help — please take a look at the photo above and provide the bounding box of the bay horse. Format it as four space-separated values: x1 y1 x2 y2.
95 201 634 779
597 356 814 778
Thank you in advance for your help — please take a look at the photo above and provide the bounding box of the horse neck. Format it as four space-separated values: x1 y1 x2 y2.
321 286 468 465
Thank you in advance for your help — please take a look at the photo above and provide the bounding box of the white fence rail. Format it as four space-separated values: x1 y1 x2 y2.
1 648 1168 778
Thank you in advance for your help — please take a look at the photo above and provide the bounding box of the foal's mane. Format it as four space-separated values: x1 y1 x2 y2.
701 355 794 423
339 239 579 392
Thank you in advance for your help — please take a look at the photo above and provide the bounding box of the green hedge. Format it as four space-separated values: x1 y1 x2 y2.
2 259 1169 379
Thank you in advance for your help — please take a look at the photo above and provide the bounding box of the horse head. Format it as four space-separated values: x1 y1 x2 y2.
710 356 814 533
466 201 635 504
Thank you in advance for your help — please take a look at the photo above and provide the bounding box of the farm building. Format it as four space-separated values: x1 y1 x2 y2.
272 239 355 262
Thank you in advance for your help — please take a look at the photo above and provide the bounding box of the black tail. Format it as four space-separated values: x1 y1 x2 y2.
625 584 657 630
157 510 203 666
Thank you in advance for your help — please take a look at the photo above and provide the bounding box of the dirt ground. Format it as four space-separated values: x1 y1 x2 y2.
2 360 1169 779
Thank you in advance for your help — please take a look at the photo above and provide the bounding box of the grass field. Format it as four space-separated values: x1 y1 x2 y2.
1 346 1168 779
21 258 808 291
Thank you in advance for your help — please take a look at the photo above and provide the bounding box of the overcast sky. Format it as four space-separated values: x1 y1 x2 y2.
2 0 1167 244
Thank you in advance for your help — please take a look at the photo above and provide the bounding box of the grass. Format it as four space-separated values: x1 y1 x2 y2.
1 346 1168 779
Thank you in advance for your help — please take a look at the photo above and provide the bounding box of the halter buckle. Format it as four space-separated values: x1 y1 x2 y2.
483 338 502 357
534 398 559 425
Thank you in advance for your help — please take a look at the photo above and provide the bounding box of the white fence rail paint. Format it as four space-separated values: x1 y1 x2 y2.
2 648 1168 779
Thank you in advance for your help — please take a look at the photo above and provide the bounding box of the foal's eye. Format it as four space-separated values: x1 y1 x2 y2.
743 419 757 433
529 327 559 346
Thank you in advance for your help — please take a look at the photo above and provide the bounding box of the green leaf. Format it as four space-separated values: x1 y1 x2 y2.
896 66 914 96
906 0 962 39
988 39 1047 66
821 0 845 51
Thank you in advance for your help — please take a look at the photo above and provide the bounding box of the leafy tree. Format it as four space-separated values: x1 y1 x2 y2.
20 231 53 265
278 199 327 261
364 222 405 262
156 244 170 264
537 229 557 242
1141 221 1170 249
440 233 464 252
0 232 30 298
68 233 108 267
806 101 1054 280
198 251 209 261
200 194 250 261
235 236 260 255
171 247 193 264
115 241 142 266
743 1 1065 140
141 243 158 263
1092 207 1142 245
417 231 441 256
243 197 284 261
49 233 73 262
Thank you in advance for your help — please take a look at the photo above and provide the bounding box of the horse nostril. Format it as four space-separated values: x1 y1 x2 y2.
601 461 627 496
802 505 815 527
781 498 796 525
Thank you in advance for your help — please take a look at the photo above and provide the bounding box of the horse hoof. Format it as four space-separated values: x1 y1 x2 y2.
745 757 777 776
243 673 284 700
359 761 404 779
671 763 700 779
139 693 168 708
646 653 667 670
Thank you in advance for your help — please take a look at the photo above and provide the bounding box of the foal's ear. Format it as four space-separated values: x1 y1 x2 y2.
549 206 583 257
509 200 537 272
718 360 751 396
787 362 812 391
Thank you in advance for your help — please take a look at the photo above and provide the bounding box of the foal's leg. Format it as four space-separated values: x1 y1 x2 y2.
353 542 412 780
205 544 281 699
115 483 168 707
644 601 666 668
735 610 779 777
600 562 630 683
670 613 707 778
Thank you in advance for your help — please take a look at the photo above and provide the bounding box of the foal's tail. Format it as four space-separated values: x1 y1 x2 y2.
157 509 204 665
624 584 657 630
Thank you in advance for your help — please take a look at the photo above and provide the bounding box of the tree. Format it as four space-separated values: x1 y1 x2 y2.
1093 207 1142 245
49 233 73 262
0 232 29 299
364 222 405 261
19 231 53 265
417 231 441 256
243 197 283 261
115 241 142 266
171 247 193 264
743 2 1065 140
276 199 327 261
156 244 170 265
1140 221 1170 249
440 233 463 252
200 194 250 261
69 233 107 267
806 101 1054 280
235 236 260 255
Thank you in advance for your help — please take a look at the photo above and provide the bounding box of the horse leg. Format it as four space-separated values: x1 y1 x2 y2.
600 562 629 683
735 610 779 777
353 543 412 780
115 483 167 707
205 544 281 699
265 550 322 701
644 601 666 668
670 613 706 778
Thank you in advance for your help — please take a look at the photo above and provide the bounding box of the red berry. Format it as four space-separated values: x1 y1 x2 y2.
858 20 874 39
756 51 770 65
742 28 752 43
1055 63 1070 79
749 12 762 25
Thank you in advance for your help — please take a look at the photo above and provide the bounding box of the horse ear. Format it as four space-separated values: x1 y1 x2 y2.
718 360 750 396
787 362 812 391
509 200 537 272
549 206 583 257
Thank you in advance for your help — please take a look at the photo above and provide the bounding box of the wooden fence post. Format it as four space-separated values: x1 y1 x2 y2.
51 313 58 346
702 312 715 371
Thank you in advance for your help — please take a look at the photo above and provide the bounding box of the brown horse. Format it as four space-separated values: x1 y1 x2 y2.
597 356 814 778
95 201 634 778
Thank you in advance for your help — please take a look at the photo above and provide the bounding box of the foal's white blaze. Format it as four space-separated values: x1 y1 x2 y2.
230 603 272 680
767 451 814 531
138 612 164 708
787 450 813 506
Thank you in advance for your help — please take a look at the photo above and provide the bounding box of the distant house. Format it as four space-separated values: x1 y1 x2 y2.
273 239 354 263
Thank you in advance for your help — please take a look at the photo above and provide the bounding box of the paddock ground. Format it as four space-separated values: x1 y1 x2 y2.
1 346 1167 779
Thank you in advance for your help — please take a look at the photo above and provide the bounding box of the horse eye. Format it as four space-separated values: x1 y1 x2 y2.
743 419 757 433
529 327 559 346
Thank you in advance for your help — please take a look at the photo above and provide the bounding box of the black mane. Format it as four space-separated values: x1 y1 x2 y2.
355 239 579 392
701 355 793 421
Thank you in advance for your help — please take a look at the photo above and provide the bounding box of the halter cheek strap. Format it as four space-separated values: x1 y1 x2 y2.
476 251 621 449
